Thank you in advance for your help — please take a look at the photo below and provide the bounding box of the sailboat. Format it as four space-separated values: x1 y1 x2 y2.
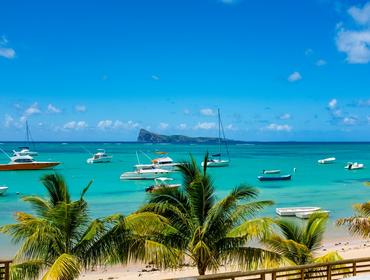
13 121 38 156
201 109 230 168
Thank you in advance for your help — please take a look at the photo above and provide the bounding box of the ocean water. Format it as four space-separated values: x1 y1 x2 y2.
0 142 369 257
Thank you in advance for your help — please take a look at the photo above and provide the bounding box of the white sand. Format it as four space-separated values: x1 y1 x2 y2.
78 236 370 280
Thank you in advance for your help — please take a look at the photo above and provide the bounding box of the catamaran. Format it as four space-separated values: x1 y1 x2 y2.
13 121 38 156
201 109 230 168
86 149 112 164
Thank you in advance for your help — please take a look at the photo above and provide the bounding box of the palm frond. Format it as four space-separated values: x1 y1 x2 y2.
41 253 80 280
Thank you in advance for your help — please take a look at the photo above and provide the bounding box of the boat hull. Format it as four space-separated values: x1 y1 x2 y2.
0 186 8 195
87 157 112 164
258 175 291 181
201 160 229 168
0 162 60 171
276 207 321 216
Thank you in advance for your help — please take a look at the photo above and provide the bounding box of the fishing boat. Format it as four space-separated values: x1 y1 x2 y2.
0 186 8 195
86 149 112 164
318 157 336 164
276 207 321 216
0 154 60 171
345 162 365 170
201 109 230 168
262 169 281 174
145 177 181 193
120 166 172 180
295 210 330 219
135 151 181 171
13 121 38 156
258 174 291 181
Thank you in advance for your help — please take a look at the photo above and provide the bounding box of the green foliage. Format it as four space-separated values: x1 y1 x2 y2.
139 153 277 275
337 202 370 238
265 213 342 266
0 173 163 280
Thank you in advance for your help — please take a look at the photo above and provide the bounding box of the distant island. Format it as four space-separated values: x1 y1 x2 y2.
137 129 246 144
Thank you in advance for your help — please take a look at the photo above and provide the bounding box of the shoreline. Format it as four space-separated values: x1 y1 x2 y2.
76 235 370 280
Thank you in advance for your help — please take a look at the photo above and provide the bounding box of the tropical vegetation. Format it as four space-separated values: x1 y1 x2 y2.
0 173 167 280
265 213 342 266
138 153 278 275
337 202 370 238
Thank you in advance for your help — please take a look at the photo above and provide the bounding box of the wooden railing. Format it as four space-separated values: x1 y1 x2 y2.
0 260 11 280
167 257 370 280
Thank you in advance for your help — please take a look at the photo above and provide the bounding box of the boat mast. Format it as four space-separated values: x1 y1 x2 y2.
218 109 230 161
218 108 221 158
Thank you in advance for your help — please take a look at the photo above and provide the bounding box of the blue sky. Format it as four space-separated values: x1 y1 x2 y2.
0 0 369 141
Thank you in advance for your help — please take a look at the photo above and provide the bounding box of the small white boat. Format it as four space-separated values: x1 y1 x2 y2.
295 210 330 219
87 149 112 164
13 147 38 156
318 157 336 164
345 162 364 170
135 156 181 171
145 177 181 192
262 169 281 174
276 207 321 216
0 186 8 195
120 166 172 180
201 158 230 168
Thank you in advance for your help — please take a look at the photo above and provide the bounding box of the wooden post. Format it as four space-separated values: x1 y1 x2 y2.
261 272 265 280
353 262 357 276
272 272 276 280
327 264 332 280
300 268 304 280
4 262 9 280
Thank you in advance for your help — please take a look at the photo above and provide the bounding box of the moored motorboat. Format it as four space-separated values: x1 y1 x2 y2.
262 169 281 174
345 162 364 170
0 154 60 171
0 186 8 195
318 157 336 164
120 166 172 180
258 174 291 181
87 149 112 164
276 207 321 216
135 152 181 171
145 177 181 193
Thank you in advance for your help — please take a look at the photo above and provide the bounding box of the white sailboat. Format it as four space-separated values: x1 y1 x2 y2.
201 109 230 168
13 121 38 156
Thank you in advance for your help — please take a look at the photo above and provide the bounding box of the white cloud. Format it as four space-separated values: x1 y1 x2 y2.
4 114 14 128
47 104 61 113
200 108 216 116
63 121 88 130
159 122 169 130
328 99 337 109
279 113 291 120
0 35 15 59
348 2 370 25
20 103 41 123
75 105 86 112
178 123 187 130
264 123 292 132
151 75 160 80
287 72 302 82
336 29 370 64
316 59 327 66
342 116 358 125
194 122 216 130
97 120 113 130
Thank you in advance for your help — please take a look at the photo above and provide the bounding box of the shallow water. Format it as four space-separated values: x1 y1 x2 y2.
0 142 369 257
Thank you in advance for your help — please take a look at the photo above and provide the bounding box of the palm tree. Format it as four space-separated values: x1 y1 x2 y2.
265 213 342 266
139 153 278 275
337 202 370 238
0 173 166 280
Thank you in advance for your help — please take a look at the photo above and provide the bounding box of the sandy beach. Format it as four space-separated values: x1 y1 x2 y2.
78 236 370 280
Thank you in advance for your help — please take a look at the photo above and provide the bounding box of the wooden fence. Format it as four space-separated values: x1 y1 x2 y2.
167 257 370 280
0 260 11 280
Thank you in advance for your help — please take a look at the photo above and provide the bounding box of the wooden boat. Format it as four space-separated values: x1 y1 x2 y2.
258 174 291 181
0 155 60 171
295 210 330 219
262 169 281 174
318 157 336 164
345 162 364 170
276 207 321 216
0 186 8 195
145 177 181 193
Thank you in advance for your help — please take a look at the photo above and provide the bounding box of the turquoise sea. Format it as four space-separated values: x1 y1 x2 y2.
0 142 369 257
